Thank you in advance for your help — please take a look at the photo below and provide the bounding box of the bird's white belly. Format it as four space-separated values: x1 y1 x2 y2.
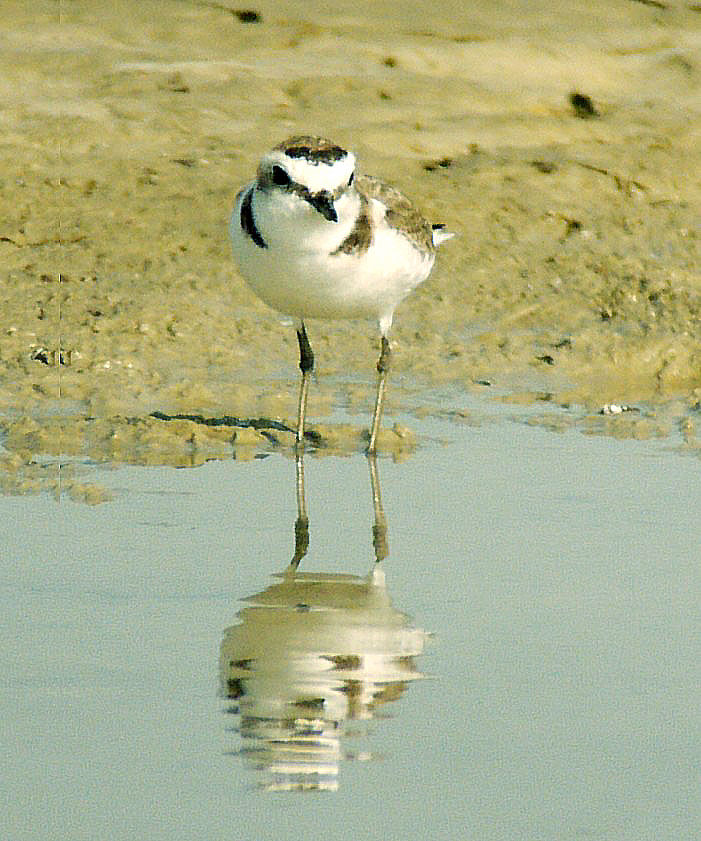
231 211 434 324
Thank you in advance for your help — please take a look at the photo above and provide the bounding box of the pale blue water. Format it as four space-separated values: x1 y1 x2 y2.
2 415 699 841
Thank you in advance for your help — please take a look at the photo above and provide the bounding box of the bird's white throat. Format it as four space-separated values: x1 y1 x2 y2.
253 184 361 254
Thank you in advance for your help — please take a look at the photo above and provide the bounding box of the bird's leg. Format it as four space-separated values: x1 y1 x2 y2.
295 321 314 448
367 335 391 454
367 452 389 562
290 446 309 569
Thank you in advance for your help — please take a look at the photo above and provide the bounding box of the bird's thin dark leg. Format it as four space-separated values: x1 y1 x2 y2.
290 447 309 569
367 336 391 454
367 452 389 562
295 321 314 448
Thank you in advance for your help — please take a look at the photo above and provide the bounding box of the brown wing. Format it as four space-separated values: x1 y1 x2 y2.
356 175 435 253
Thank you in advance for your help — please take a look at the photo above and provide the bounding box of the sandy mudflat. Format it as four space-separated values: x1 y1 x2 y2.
0 0 699 494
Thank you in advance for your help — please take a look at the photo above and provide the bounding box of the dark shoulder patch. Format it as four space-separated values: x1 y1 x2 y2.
331 193 372 256
277 135 347 165
240 188 267 248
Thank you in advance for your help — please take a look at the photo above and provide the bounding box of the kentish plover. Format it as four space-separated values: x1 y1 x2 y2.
229 135 453 452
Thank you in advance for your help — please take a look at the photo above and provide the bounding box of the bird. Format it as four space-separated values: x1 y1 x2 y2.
229 135 453 452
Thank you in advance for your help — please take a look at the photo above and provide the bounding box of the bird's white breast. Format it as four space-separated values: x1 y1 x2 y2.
230 182 434 329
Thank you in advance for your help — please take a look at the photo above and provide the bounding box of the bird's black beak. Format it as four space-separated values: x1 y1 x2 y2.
307 190 338 223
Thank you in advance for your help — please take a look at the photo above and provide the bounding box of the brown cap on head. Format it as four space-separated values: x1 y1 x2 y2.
275 135 348 165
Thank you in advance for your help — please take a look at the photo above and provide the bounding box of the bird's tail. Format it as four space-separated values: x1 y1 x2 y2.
431 223 455 247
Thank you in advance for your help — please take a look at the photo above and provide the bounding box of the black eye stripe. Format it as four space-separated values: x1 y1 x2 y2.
272 165 291 186
267 167 352 200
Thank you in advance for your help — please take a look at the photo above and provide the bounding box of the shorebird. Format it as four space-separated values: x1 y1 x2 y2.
229 135 453 451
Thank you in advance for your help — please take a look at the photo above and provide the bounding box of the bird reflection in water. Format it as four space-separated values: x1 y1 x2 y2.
219 452 429 792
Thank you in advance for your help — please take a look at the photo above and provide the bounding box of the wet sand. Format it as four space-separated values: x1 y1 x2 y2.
1 0 699 495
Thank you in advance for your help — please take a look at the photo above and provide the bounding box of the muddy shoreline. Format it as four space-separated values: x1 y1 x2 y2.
1 1 699 496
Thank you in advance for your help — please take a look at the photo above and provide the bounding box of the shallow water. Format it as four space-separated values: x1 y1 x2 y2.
3 411 699 841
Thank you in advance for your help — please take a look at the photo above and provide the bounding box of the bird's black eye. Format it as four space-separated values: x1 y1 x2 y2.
272 165 291 186
348 171 354 186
